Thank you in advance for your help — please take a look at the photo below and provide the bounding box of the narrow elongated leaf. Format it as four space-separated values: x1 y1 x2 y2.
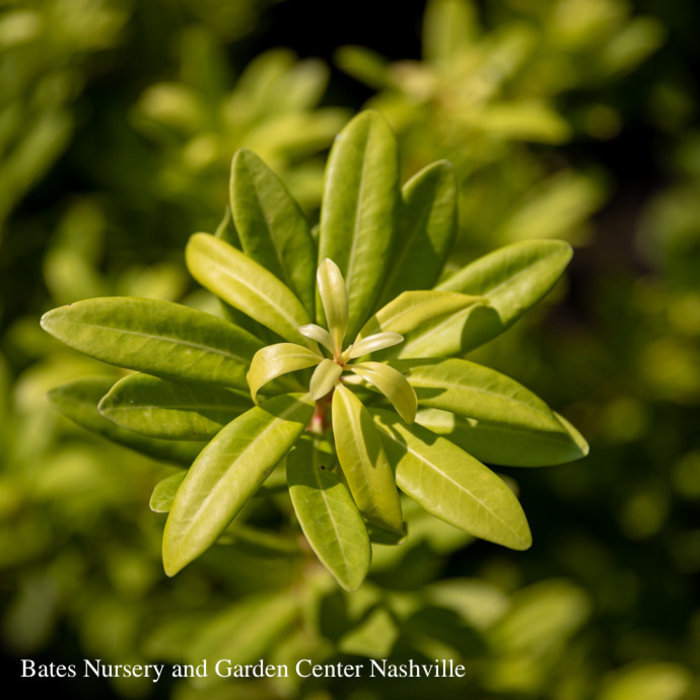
48 378 204 465
99 374 251 440
415 408 589 466
317 258 349 353
287 439 370 591
318 110 399 338
309 358 343 400
247 343 321 401
376 160 457 305
162 394 313 575
358 290 484 340
373 410 531 550
403 239 573 355
350 361 417 423
230 149 316 315
150 472 186 513
396 358 565 433
186 233 313 347
299 323 334 354
347 332 403 358
332 385 403 534
40 297 263 389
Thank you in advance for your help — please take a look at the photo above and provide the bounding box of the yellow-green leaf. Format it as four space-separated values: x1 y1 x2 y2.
373 410 532 550
332 384 404 534
162 394 313 576
247 343 321 402
287 439 370 592
350 361 417 423
309 358 343 400
318 110 399 339
186 233 313 347
317 258 349 354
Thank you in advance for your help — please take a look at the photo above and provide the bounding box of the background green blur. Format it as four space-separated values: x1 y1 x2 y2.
1 1 698 698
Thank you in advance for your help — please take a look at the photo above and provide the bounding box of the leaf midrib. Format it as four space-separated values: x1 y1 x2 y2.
61 318 250 364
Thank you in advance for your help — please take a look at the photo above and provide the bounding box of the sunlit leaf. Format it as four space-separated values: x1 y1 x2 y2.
40 297 262 389
347 332 403 359
163 394 313 575
397 358 566 433
358 289 483 339
287 439 370 591
186 233 314 347
247 342 321 402
373 410 532 550
99 373 251 440
309 358 342 400
318 110 399 339
400 239 573 356
48 378 204 465
377 160 457 304
317 258 349 354
415 407 589 466
350 361 417 423
230 148 316 316
332 384 403 534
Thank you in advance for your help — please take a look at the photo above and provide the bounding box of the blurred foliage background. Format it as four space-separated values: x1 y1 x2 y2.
1 0 698 698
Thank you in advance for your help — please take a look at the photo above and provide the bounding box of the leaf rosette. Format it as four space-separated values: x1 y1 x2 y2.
41 110 588 590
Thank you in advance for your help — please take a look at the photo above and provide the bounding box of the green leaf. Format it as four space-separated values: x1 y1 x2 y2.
40 297 261 390
332 385 404 534
396 358 566 433
287 439 370 592
358 290 483 340
48 378 204 465
247 343 321 402
99 374 251 441
402 239 572 355
186 233 313 347
150 472 186 513
347 331 403 359
230 149 316 316
373 410 532 550
317 258 349 354
162 394 313 575
415 407 589 466
350 361 417 423
309 358 343 400
318 110 399 339
377 160 457 305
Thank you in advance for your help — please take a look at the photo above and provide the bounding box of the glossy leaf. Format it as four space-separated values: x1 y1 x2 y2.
162 394 313 575
401 239 573 355
350 361 417 423
186 233 313 347
317 258 349 354
247 343 321 402
299 323 334 354
230 148 316 316
150 472 186 513
287 439 370 591
373 410 532 550
397 358 566 433
332 384 403 533
358 289 484 340
318 110 399 339
40 297 263 389
309 358 343 400
99 373 251 440
48 377 204 465
347 331 403 359
415 407 589 466
376 160 457 305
